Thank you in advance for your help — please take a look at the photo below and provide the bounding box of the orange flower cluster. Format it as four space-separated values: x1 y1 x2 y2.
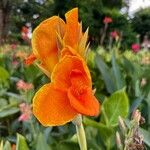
28 8 100 126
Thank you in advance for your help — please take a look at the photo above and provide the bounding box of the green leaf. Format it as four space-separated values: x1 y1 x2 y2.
95 54 115 93
57 141 79 150
36 133 51 150
139 128 150 147
3 141 11 150
83 117 114 143
24 65 41 82
130 97 144 114
111 51 125 90
16 134 29 150
0 66 9 82
101 88 129 126
122 56 135 76
0 107 19 119
135 80 142 97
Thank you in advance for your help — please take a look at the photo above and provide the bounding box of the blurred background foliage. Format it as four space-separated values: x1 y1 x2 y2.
132 7 150 41
0 0 149 49
0 44 149 149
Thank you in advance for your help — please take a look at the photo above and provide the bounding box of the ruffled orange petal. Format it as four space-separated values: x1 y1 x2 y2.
63 8 79 49
70 69 91 87
68 86 100 116
32 16 65 73
67 69 100 116
51 54 91 92
33 83 77 126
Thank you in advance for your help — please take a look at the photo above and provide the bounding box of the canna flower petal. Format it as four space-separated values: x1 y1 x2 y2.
60 46 80 58
51 50 91 91
68 69 100 116
33 83 77 126
63 8 89 58
68 87 99 116
32 16 65 73
63 8 79 49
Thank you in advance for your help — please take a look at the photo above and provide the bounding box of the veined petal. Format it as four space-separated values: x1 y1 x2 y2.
51 54 91 91
68 86 100 116
67 69 100 116
60 46 80 58
33 83 77 126
70 69 91 87
63 8 79 49
32 16 65 73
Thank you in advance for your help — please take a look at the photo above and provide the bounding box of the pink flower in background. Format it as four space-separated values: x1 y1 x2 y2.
18 114 29 121
131 43 140 53
10 43 17 50
16 80 33 91
103 16 112 24
18 102 32 122
110 31 119 39
12 60 19 68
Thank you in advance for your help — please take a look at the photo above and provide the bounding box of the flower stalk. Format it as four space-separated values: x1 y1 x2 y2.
73 115 87 150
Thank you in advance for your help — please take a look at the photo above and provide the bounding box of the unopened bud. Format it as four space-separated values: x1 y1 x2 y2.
116 132 123 150
118 116 126 134
132 109 141 125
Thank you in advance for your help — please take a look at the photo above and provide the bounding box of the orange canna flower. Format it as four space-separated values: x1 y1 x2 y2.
26 8 89 75
31 8 100 126
33 47 99 126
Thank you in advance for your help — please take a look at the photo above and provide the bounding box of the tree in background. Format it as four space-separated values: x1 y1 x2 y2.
0 0 25 44
0 0 12 44
132 7 150 42
2 0 137 49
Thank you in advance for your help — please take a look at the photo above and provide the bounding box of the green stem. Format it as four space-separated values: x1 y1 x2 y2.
106 138 111 150
73 115 87 150
29 118 36 139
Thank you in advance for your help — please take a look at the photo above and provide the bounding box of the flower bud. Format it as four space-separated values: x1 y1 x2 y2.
118 116 127 134
116 132 123 149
